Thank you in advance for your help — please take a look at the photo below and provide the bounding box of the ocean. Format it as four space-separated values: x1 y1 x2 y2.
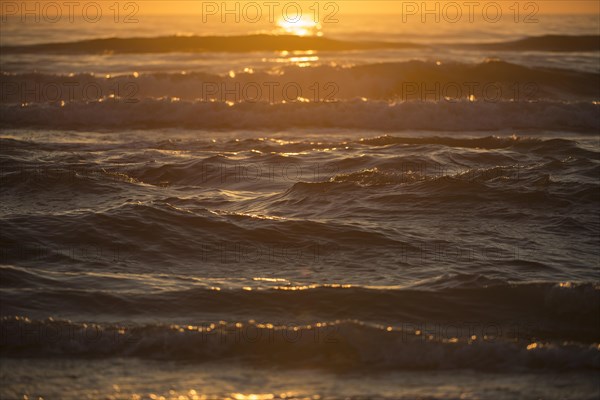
0 4 599 400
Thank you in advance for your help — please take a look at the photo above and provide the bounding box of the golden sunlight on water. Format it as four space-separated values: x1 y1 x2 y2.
129 392 321 400
276 16 323 37
1 2 599 399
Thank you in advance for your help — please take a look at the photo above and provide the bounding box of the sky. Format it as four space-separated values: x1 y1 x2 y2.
128 1 599 15
4 1 599 16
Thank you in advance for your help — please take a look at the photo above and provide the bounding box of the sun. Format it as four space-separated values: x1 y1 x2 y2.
276 16 323 36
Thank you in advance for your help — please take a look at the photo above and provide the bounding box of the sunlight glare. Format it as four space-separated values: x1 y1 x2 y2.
277 16 322 36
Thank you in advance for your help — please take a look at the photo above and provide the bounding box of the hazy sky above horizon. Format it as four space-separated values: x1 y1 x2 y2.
5 1 599 15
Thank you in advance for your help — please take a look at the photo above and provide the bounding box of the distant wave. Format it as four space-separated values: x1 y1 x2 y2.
0 34 421 54
466 34 600 52
1 34 597 54
2 60 598 102
2 99 598 131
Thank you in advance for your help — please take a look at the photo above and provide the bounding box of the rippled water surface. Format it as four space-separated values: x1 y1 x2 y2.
1 8 599 400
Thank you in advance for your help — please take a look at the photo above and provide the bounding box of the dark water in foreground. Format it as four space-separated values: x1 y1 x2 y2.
1 129 599 399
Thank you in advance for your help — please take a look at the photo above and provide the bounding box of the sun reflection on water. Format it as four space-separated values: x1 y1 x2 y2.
276 16 322 37
131 392 323 400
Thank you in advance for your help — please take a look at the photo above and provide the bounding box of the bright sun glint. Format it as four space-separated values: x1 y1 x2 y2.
277 16 322 36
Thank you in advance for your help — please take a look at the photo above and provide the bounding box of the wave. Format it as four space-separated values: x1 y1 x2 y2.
1 315 598 371
2 99 598 131
2 34 597 54
0 34 420 54
1 264 598 343
1 135 598 213
1 133 594 156
2 60 598 103
466 34 600 52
